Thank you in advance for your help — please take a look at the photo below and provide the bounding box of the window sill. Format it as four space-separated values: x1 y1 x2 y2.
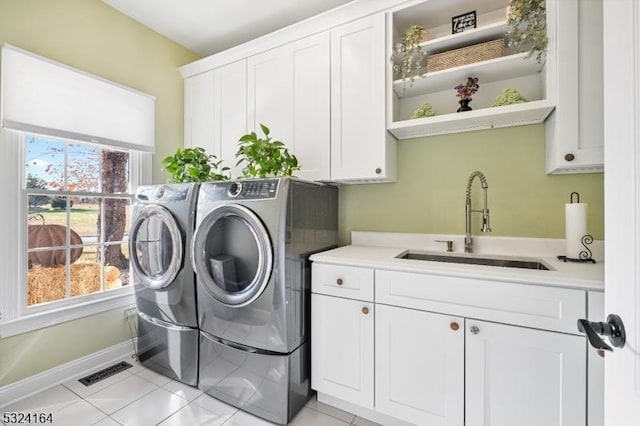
0 287 135 338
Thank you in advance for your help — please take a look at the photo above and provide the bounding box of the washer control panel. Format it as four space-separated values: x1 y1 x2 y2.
223 179 279 200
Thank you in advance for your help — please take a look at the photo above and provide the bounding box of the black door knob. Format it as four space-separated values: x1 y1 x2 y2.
577 314 626 351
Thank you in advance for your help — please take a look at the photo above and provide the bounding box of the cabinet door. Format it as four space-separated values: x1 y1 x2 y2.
546 0 603 174
247 33 331 181
375 304 464 426
331 13 395 182
248 46 292 149
184 62 246 179
311 294 374 408
290 33 330 181
466 320 586 426
213 60 247 179
184 70 215 151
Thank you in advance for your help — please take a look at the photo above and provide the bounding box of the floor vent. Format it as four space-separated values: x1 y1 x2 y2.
78 361 132 387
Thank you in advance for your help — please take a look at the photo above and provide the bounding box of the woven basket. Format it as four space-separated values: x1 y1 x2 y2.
427 38 505 73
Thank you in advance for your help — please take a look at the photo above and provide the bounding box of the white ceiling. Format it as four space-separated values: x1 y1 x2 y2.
102 0 356 57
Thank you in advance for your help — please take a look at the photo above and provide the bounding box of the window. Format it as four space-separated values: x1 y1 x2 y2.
25 135 134 308
0 45 154 337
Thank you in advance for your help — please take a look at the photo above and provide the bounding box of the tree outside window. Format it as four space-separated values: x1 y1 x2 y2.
25 136 132 306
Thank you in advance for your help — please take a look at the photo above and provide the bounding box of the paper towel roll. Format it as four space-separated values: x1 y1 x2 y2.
565 203 587 259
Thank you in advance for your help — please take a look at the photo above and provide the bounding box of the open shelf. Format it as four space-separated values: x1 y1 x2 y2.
420 20 509 55
393 53 544 98
387 100 555 139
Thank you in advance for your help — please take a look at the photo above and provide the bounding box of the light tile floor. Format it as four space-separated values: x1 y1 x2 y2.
1 358 381 426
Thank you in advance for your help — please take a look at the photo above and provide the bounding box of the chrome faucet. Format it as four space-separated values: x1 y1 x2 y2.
465 171 491 253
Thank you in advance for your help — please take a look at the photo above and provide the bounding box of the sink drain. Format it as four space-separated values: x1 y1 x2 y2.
78 361 132 386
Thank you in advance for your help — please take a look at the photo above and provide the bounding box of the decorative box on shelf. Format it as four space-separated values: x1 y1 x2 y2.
427 38 505 73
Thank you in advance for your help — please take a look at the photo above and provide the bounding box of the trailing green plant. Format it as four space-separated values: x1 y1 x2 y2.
390 24 427 86
507 0 548 63
236 124 300 178
161 147 229 183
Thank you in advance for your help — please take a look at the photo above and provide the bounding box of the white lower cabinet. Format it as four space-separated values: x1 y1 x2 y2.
311 293 374 409
311 263 594 426
465 320 586 426
375 304 464 426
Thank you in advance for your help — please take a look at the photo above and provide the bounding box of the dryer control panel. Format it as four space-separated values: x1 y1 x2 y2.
213 179 280 200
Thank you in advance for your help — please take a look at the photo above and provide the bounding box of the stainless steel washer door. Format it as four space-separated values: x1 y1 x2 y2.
192 204 272 307
130 204 183 290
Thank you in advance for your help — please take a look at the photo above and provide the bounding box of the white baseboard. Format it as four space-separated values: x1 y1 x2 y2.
0 339 137 409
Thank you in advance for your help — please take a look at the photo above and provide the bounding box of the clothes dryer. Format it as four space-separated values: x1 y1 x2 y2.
192 178 338 424
130 183 199 386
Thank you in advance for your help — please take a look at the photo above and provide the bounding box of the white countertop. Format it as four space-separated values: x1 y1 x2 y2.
310 232 605 291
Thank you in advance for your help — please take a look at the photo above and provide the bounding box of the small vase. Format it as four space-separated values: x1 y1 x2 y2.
457 99 472 112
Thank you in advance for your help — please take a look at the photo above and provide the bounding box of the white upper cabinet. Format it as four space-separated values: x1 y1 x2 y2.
331 13 396 182
248 33 331 181
545 0 603 174
184 60 247 179
214 60 247 179
184 70 214 151
386 0 556 139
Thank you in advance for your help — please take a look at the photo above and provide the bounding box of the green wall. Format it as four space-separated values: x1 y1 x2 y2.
0 307 133 387
0 0 199 387
339 124 604 245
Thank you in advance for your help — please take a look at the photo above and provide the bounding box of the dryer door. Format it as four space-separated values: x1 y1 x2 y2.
130 204 183 290
192 203 273 307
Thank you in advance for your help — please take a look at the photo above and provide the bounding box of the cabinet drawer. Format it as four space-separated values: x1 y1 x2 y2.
312 263 374 301
376 270 585 334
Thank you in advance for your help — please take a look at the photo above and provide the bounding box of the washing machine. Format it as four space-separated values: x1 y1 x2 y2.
192 178 338 425
129 183 199 386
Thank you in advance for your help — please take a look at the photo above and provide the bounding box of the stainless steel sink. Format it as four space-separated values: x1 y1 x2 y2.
396 251 551 271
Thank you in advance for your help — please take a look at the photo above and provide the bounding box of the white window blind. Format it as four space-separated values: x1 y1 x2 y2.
0 44 155 152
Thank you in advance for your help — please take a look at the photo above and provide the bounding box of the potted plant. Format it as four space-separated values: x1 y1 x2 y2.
161 147 229 182
390 24 428 85
493 87 527 107
411 103 435 119
235 124 300 178
455 77 479 112
507 0 548 63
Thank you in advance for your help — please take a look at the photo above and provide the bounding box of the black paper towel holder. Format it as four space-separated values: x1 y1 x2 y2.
558 234 596 263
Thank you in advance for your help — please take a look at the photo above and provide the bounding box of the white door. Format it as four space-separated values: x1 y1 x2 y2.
465 320 586 426
602 1 640 424
375 304 464 426
311 294 374 408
